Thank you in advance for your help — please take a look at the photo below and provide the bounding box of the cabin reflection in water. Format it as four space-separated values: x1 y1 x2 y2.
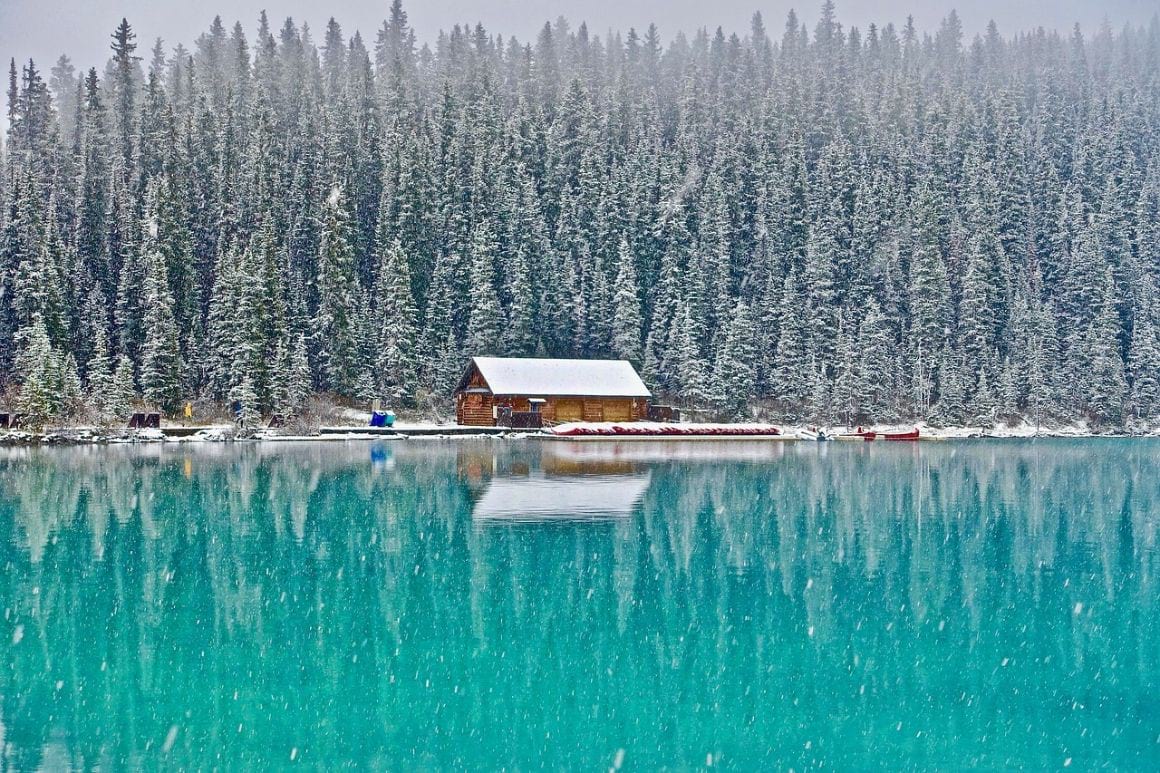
460 444 651 524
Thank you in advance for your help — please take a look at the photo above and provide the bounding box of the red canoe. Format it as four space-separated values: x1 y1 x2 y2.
549 423 782 438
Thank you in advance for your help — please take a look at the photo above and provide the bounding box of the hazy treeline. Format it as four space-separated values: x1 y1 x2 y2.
1 2 1159 425
0 441 1156 767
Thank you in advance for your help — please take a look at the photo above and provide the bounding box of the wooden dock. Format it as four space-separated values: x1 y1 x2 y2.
319 426 509 437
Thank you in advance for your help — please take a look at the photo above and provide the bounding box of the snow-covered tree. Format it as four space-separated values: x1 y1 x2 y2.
314 185 362 393
465 220 504 356
13 320 60 422
371 238 419 404
712 299 758 419
139 222 183 413
611 237 643 364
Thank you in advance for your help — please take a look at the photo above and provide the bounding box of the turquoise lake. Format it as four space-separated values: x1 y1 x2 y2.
0 439 1157 769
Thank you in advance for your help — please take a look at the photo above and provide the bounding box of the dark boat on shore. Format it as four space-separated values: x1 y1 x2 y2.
839 428 922 442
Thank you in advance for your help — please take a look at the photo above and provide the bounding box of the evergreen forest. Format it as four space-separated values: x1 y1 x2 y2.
2 1 1159 427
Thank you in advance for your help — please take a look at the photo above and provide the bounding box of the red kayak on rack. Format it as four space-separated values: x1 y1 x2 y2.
546 422 783 438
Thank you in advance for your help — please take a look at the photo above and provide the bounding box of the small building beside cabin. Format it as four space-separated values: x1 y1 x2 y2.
455 357 652 427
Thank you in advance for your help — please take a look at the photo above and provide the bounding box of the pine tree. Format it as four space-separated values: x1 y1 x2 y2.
139 221 183 413
422 249 463 391
433 326 463 396
59 354 83 418
772 270 810 414
230 374 261 433
675 301 712 407
832 313 861 426
278 333 313 413
109 18 139 175
959 233 997 387
969 367 997 427
933 345 966 426
86 319 115 419
908 183 951 405
803 202 840 373
504 247 537 356
465 220 504 356
1128 286 1160 422
611 237 643 364
371 238 419 404
807 355 832 425
856 299 897 422
108 357 137 421
14 319 60 423
314 185 362 393
641 236 684 392
711 299 758 419
1086 267 1127 426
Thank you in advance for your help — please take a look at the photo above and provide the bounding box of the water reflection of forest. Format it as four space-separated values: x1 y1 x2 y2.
0 440 1156 768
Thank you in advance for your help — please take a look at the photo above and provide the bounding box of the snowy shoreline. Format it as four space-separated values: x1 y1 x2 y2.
1 420 1156 446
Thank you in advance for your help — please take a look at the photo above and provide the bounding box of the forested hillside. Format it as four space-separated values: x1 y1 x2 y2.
2 1 1159 426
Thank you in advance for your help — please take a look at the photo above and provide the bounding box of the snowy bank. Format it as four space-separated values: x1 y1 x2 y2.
2 419 1156 446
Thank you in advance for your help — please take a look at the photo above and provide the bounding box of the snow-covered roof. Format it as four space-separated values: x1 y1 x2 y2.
464 357 652 398
472 472 651 523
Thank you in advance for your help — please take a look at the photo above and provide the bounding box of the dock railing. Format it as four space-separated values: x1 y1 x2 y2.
497 410 543 430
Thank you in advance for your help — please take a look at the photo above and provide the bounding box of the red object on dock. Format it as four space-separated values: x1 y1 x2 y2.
549 422 782 438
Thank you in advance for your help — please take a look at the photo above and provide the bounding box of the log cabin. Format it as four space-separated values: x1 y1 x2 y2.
455 357 652 427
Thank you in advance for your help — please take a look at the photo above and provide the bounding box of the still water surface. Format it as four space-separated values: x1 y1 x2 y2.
0 439 1157 768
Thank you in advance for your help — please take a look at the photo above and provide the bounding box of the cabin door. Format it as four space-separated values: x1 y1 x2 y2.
554 399 584 422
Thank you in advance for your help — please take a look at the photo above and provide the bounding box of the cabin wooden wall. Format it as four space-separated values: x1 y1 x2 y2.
457 392 650 427
457 392 495 426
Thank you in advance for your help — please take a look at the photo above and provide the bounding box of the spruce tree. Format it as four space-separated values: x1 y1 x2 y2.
856 299 897 422
1086 268 1127 426
711 300 758 419
465 220 504 356
675 301 712 407
108 357 137 421
1128 287 1160 422
13 319 60 423
371 238 419 404
139 222 183 413
908 183 951 406
611 237 643 364
503 247 537 356
314 185 362 393
86 320 115 419
59 353 83 418
230 374 261 433
282 333 313 413
832 313 862 426
772 270 810 414
933 345 966 426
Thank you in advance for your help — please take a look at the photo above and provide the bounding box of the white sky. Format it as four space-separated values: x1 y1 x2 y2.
1 1 1157 78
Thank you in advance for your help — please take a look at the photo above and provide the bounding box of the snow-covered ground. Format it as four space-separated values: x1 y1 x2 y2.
776 420 1123 439
3 418 1156 445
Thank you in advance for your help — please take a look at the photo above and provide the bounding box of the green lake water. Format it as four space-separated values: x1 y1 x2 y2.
0 439 1157 769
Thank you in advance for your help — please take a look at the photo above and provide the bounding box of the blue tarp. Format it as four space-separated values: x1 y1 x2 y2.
369 411 396 428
